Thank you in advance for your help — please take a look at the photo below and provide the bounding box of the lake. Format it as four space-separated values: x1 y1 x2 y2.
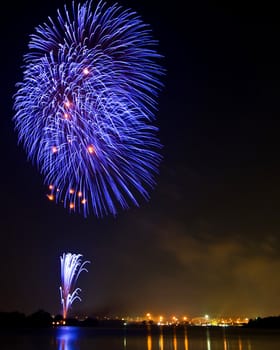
1 325 280 350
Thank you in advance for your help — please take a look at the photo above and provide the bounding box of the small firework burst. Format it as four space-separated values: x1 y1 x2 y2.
60 252 90 319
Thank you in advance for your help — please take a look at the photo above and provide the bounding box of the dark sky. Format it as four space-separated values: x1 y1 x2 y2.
1 0 280 321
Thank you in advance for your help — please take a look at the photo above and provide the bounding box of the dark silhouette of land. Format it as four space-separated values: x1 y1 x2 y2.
1 310 280 329
0 309 131 328
245 316 280 329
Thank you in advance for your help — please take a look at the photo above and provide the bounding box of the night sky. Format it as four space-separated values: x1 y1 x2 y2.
1 0 280 320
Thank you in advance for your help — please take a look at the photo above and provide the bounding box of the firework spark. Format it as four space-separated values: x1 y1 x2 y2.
13 0 164 217
60 252 90 319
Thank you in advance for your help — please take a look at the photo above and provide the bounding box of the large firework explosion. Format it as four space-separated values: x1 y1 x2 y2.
13 0 164 217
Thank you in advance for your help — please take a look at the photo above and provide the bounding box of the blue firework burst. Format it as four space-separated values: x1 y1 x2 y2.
13 0 164 217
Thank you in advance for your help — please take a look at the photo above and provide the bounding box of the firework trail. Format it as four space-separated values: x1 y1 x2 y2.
13 0 164 218
60 252 90 319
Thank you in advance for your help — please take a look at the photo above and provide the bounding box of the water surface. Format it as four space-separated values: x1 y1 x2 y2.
1 325 280 350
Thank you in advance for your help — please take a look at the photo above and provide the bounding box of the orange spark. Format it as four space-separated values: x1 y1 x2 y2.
87 145 95 154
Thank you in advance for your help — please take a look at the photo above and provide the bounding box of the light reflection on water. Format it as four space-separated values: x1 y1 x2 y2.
53 325 280 350
184 327 189 350
206 327 211 350
56 326 80 350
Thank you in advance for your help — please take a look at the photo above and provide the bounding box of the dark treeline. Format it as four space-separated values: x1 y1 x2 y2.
0 310 53 327
0 310 115 328
245 316 280 329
